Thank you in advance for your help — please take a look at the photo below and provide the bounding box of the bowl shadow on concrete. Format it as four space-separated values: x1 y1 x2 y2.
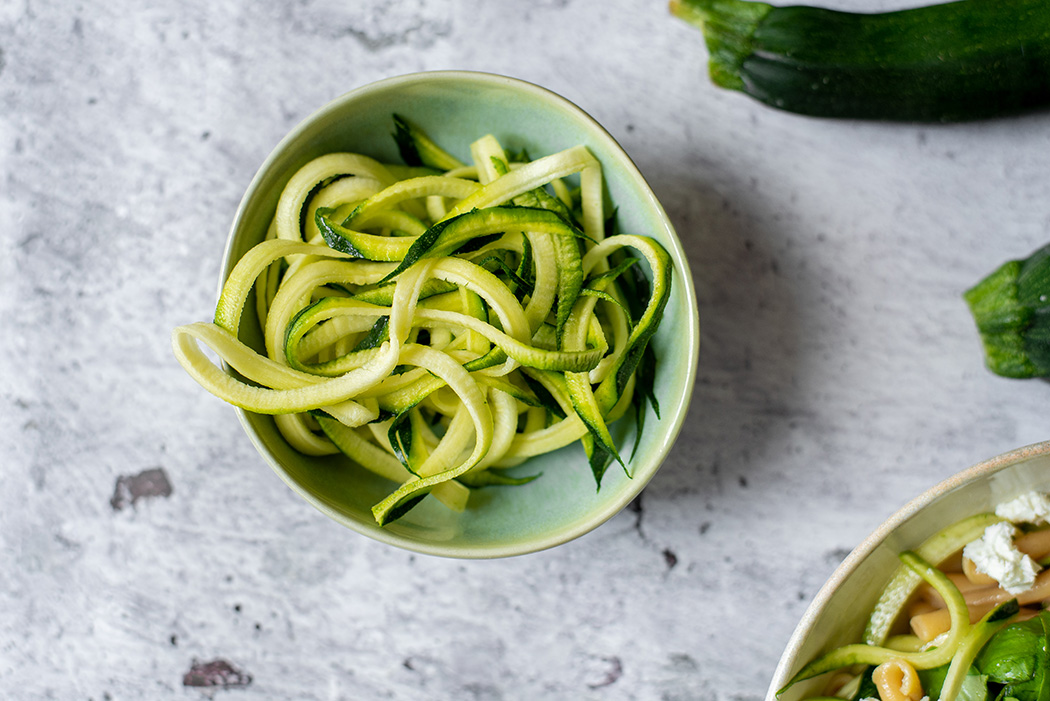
629 161 804 514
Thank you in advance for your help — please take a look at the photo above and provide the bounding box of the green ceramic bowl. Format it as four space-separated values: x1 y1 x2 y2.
769 440 1050 700
219 71 699 559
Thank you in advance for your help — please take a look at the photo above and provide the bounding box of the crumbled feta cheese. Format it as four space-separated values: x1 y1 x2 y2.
963 521 1040 594
996 490 1050 525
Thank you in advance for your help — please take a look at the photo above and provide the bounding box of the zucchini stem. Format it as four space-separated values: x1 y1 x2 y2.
670 0 773 91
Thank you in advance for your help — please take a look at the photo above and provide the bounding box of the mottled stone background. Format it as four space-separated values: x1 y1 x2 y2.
2 0 1049 699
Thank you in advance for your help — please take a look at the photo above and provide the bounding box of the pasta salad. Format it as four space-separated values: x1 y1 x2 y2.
781 491 1050 701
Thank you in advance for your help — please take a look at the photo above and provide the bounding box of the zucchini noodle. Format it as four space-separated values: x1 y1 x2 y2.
172 116 673 525
780 492 1050 701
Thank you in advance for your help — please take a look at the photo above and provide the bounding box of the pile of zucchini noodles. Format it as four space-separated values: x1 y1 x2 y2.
172 116 672 525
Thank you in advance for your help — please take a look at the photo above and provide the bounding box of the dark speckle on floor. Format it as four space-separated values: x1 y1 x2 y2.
183 658 252 688
110 467 173 510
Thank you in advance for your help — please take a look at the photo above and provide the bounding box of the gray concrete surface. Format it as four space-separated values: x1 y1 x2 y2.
3 1 1049 698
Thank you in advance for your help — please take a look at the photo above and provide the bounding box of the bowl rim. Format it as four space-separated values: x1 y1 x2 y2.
766 439 1050 698
219 70 701 559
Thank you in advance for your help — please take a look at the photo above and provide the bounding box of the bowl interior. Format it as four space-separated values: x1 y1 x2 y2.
769 440 1050 700
221 71 699 558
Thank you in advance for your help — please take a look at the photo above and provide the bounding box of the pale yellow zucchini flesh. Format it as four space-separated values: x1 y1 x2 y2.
172 116 673 526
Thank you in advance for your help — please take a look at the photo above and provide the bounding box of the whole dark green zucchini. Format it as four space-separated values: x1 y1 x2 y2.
669 0 1050 122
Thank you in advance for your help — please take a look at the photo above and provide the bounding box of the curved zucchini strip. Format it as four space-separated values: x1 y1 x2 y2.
275 153 398 243
380 205 589 284
863 512 1005 645
343 175 481 229
350 277 458 307
780 552 972 693
215 239 355 332
370 344 494 526
564 235 674 481
447 143 607 256
283 298 390 375
586 236 673 409
316 414 469 512
315 207 418 261
266 256 431 366
500 368 635 463
415 308 605 372
276 413 341 456
171 322 399 414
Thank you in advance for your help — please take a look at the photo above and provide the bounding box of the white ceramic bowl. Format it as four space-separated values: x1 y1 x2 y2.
769 440 1050 700
219 71 700 558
